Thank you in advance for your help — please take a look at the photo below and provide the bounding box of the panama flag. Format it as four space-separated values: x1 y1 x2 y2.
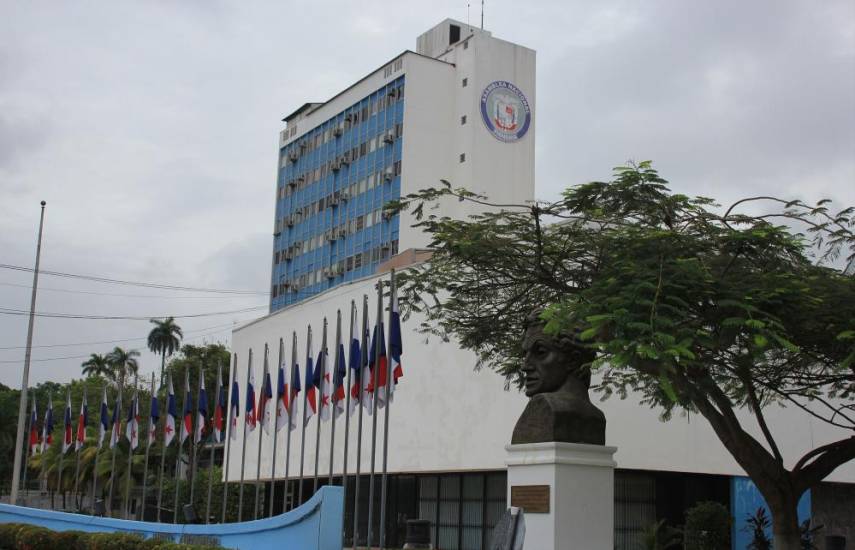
75 391 88 451
62 390 73 454
213 368 226 443
195 373 208 444
245 364 257 432
41 394 54 453
28 398 39 456
289 361 301 431
148 388 159 447
229 375 240 441
275 361 288 432
348 313 365 415
388 290 404 399
164 376 177 447
125 389 140 450
259 366 273 434
180 371 193 444
313 347 331 421
304 341 317 427
368 320 389 408
332 342 346 418
109 391 121 449
98 387 108 448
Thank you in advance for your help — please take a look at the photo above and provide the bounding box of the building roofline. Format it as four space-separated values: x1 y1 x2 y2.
280 50 455 123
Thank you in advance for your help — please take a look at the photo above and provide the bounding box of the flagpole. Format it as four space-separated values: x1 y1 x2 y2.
366 281 384 550
125 374 138 518
57 390 67 510
329 310 342 485
283 331 297 512
313 318 327 493
379 269 397 549
353 295 368 547
253 344 269 519
237 349 252 522
221 353 237 524
269 338 283 517
156 373 171 523
141 374 156 520
206 362 222 524
189 367 204 510
342 303 355 517
21 392 32 506
173 371 189 524
298 326 311 506
108 379 123 516
72 388 86 511
91 386 105 515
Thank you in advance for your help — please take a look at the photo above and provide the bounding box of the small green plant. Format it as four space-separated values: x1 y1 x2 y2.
0 523 26 549
14 525 53 550
683 501 731 550
639 519 682 550
800 519 821 550
745 508 772 550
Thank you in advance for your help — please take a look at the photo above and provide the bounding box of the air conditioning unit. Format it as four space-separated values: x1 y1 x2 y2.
383 169 394 182
325 229 337 242
336 228 347 240
382 211 393 221
288 151 299 162
287 179 297 189
328 194 340 207
344 113 353 122
333 127 343 137
387 88 397 98
285 215 295 227
291 285 300 293
340 192 350 203
296 175 305 184
383 131 395 144
380 243 391 251
331 160 341 172
283 249 294 261
299 140 308 151
324 268 336 279
341 152 351 165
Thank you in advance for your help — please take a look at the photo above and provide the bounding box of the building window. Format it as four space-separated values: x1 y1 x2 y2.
459 153 466 163
461 115 467 125
462 78 468 87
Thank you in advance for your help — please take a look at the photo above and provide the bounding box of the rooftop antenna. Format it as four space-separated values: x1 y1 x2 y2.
467 3 471 29
481 0 485 29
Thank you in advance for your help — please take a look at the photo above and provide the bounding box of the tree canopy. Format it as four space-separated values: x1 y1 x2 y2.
389 161 854 548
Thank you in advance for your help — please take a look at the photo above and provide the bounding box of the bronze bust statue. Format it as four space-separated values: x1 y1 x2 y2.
511 310 606 445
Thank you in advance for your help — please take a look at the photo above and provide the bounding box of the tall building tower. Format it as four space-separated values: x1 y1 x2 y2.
270 19 536 312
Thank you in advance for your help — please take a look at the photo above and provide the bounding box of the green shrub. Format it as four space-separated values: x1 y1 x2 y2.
684 501 731 550
14 525 53 550
51 530 91 550
86 532 146 550
0 523 27 550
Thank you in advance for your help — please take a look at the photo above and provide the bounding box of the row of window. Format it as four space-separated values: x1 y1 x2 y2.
273 208 390 265
272 240 400 297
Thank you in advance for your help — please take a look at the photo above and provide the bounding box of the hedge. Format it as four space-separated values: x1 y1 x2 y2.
0 524 223 550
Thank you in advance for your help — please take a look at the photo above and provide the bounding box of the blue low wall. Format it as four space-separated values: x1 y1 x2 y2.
0 485 343 550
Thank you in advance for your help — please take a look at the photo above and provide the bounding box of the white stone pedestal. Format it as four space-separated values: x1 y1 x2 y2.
506 442 617 550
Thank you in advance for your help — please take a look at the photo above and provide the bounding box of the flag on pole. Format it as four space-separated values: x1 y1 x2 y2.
368 320 389 408
333 342 346 418
388 290 404 399
348 313 364 415
126 390 140 450
109 392 121 449
98 387 108 448
41 395 54 453
195 373 208 444
290 360 301 431
75 392 88 451
275 361 288 432
149 387 159 447
29 398 39 456
229 375 240 441
259 367 273 434
180 372 193 444
313 347 331 421
165 376 177 447
304 343 317 427
62 391 73 454
245 365 257 432
213 368 226 443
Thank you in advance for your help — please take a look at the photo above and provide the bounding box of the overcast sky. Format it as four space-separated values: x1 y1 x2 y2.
1 0 853 387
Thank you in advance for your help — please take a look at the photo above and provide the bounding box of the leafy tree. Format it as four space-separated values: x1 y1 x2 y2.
81 354 113 380
148 317 183 387
165 343 230 405
390 162 855 550
106 347 140 388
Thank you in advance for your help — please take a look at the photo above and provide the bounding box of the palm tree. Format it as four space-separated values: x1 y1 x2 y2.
147 317 183 387
106 347 140 388
81 353 113 379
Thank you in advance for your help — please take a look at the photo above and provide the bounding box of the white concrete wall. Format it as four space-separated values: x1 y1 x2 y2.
228 271 855 484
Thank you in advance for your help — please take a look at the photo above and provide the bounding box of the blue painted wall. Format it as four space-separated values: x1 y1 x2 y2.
0 485 343 550
731 476 810 549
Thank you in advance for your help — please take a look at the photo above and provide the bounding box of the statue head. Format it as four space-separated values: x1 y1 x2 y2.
521 309 596 397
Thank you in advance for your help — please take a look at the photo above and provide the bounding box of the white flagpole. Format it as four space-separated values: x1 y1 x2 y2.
313 318 328 493
298 326 312 506
341 303 354 530
328 310 342 485
254 344 269 519
269 338 283 517
189 367 204 510
21 392 33 506
221 353 237 523
156 373 172 523
206 362 222 524
283 331 297 512
58 389 69 510
173 370 189 524
366 281 384 549
124 375 139 518
91 386 105 515
72 388 87 511
108 380 123 516
141 374 155 520
237 349 253 522
379 269 397 549
352 295 368 547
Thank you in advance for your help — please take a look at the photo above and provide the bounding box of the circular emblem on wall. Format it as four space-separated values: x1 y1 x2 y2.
480 80 531 142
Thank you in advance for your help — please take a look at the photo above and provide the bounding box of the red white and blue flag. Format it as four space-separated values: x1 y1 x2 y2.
275 360 288 432
125 389 139 450
348 310 368 415
304 341 317 427
313 347 331 421
75 391 88 451
289 360 301 432
213 367 226 443
148 386 159 447
41 394 54 453
368 320 388 408
98 387 109 448
259 365 273 434
180 371 193 445
109 391 121 449
29 398 39 456
388 291 404 399
333 341 347 418
62 390 73 454
164 375 177 447
195 372 208 444
245 364 257 432
229 374 240 441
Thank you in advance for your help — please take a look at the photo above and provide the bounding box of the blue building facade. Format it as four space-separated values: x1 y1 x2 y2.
270 77 405 312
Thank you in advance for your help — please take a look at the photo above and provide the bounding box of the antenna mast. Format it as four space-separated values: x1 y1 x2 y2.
481 0 485 29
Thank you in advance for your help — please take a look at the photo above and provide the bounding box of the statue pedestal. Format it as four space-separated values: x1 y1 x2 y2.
505 442 617 550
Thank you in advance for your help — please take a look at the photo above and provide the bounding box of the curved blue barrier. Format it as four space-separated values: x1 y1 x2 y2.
0 486 343 550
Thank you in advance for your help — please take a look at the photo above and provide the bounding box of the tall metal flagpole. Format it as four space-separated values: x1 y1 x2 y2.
141 374 156 520
156 373 172 523
108 379 123 516
283 332 297 512
237 350 253 522
329 310 342 485
221 354 238 523
189 367 204 509
341 304 354 520
72 388 87 511
298 326 312 506
313 318 328 493
173 371 189 524
91 385 105 515
253 345 269 519
366 282 384 549
11 201 46 506
269 338 284 517
124 375 139 518
21 392 33 506
57 390 68 510
353 295 369 546
379 270 397 549
206 362 222 524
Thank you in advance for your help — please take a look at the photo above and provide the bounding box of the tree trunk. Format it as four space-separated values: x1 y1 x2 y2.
767 490 802 550
160 353 166 388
